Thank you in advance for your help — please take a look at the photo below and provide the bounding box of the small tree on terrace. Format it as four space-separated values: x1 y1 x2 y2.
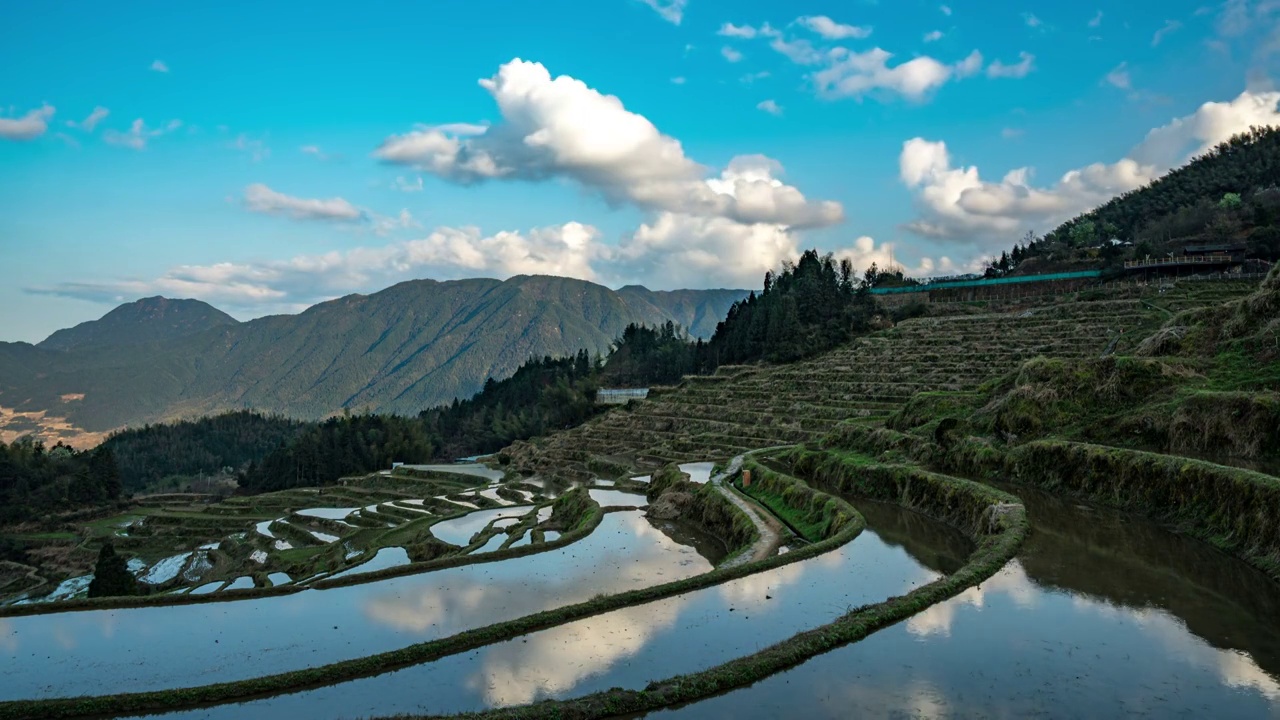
87 541 138 598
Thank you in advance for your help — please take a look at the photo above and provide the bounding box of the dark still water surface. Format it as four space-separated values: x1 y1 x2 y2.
652 486 1280 719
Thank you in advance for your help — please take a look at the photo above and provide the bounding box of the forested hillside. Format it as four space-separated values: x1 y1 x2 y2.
984 127 1280 277
0 276 746 445
0 439 122 525
101 412 307 492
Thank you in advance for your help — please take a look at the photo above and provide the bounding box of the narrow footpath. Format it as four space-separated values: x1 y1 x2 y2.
711 456 786 568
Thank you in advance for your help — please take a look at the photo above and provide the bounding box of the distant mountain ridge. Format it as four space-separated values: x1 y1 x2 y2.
0 275 747 446
39 297 240 351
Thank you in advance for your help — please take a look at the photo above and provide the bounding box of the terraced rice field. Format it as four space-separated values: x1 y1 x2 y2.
2 278 1275 720
505 293 1207 481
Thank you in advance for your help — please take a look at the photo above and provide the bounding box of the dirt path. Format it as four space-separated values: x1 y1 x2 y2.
711 456 786 568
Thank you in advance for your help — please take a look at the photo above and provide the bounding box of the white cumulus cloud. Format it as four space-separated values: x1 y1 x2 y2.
721 45 744 62
813 48 983 101
899 89 1280 241
0 104 55 141
373 59 842 229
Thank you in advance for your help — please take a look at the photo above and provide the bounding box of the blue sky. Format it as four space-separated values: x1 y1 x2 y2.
3 0 1279 342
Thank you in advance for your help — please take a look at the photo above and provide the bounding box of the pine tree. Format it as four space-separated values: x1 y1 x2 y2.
88 542 138 598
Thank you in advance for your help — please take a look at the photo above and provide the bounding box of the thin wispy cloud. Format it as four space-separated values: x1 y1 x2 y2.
637 0 685 25
1152 20 1181 47
796 15 872 40
242 183 362 221
103 118 181 150
300 144 331 161
393 175 424 192
1104 62 1131 90
228 134 270 162
150 59 169 73
756 99 783 115
987 52 1036 79
66 106 109 132
718 22 757 39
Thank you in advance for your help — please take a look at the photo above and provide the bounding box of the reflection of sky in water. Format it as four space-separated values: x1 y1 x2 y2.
429 507 529 546
0 511 708 701
653 559 1280 719
295 507 358 520
587 489 647 507
330 547 411 579
403 463 504 482
144 527 948 718
679 462 715 484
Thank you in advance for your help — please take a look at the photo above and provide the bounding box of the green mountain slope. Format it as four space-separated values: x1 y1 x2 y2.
0 276 747 442
38 297 239 351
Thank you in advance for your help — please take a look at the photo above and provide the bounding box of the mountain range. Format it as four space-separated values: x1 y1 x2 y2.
0 276 747 447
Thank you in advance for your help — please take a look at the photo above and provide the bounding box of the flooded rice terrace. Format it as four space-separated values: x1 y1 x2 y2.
0 510 710 700
120 500 974 718
652 487 1280 719
5 474 1280 719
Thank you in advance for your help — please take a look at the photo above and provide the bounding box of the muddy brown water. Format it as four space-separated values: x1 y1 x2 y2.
649 485 1280 719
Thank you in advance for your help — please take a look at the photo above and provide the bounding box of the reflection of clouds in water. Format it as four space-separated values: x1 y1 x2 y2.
364 513 708 635
95 614 116 640
469 595 691 706
1126 605 1280 704
365 583 492 633
0 619 15 653
830 677 949 718
52 625 78 651
714 548 842 606
907 560 1037 638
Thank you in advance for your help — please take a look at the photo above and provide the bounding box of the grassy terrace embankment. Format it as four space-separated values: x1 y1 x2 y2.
405 451 1026 720
0 467 864 720
836 420 1280 583
646 462 760 559
499 284 1258 482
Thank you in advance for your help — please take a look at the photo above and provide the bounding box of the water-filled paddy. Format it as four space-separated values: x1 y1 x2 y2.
330 547 411 579
402 463 505 482
651 487 1280 719
679 461 715 484
587 488 647 507
0 511 712 700
428 506 531 546
127 501 969 718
